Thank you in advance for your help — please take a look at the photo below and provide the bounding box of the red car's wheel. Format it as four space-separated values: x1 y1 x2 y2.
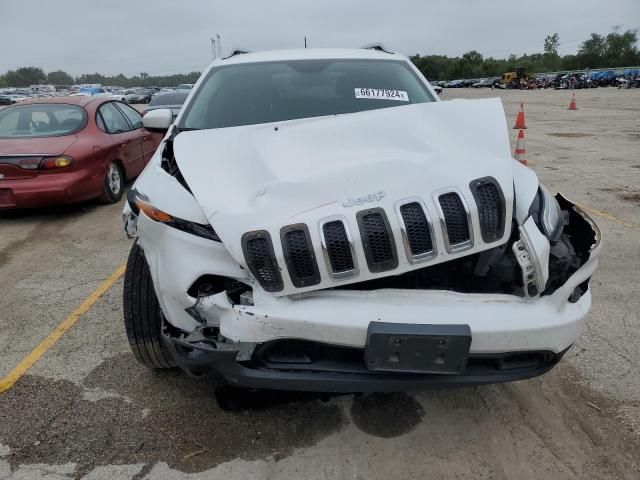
100 161 124 203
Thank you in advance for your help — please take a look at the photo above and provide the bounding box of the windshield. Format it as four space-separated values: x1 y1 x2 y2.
180 59 434 130
0 104 87 138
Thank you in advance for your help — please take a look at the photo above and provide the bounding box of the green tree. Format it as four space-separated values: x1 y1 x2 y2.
544 33 560 56
577 33 607 68
462 50 483 64
544 33 560 70
2 67 46 87
47 70 74 85
604 29 639 67
76 73 106 85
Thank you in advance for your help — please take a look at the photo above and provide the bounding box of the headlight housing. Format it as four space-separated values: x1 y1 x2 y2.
529 185 565 242
127 189 220 242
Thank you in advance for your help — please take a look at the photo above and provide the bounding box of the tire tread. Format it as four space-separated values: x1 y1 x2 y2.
123 242 176 369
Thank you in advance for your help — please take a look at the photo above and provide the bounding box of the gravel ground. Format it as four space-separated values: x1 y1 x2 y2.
0 86 639 479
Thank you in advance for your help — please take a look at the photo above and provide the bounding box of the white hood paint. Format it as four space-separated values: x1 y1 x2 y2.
175 98 516 295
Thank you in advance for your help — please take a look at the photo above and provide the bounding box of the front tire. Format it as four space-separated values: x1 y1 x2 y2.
123 242 177 369
100 161 124 203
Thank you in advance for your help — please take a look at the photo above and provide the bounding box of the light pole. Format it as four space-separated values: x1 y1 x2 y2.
211 34 222 60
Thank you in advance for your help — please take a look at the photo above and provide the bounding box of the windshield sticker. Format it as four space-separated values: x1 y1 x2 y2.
355 88 409 101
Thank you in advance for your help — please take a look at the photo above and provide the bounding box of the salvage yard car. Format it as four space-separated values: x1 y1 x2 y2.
144 91 189 120
0 96 161 209
124 89 151 104
121 47 601 392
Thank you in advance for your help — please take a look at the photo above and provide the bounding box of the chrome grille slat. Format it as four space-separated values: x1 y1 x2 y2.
281 224 320 288
241 231 283 292
322 220 356 276
437 192 473 253
398 200 436 263
470 177 505 243
356 208 398 273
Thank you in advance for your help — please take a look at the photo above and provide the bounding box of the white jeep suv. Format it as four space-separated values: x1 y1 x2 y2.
121 47 600 392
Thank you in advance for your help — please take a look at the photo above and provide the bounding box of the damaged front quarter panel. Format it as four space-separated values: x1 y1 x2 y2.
122 201 137 239
542 194 601 300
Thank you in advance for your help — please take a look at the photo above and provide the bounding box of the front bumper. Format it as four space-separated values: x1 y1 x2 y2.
163 332 569 392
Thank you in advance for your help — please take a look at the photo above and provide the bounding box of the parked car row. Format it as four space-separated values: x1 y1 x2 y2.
0 83 194 107
431 78 500 89
587 69 640 88
432 69 640 90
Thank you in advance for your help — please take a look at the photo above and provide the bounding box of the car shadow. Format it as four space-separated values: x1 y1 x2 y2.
213 384 350 411
0 200 99 221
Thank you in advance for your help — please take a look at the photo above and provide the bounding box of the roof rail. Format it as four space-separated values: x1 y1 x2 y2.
222 48 253 60
361 43 394 54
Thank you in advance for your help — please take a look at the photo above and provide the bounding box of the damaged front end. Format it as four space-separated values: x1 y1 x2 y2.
123 100 600 392
124 174 600 391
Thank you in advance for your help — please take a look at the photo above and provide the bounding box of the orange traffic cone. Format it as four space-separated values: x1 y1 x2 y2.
513 102 527 129
568 93 578 110
514 129 527 166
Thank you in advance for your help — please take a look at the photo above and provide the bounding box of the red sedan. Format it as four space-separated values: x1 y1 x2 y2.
0 96 162 209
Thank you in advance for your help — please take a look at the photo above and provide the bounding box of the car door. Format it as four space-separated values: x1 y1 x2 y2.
114 102 160 165
96 101 145 178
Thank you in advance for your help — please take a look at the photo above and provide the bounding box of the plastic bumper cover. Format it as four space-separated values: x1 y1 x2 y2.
0 169 97 209
162 330 570 392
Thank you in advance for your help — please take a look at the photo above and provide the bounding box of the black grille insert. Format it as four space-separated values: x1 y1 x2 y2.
281 225 320 288
241 231 283 292
357 208 398 273
439 193 471 248
470 178 505 243
322 221 355 274
399 202 434 257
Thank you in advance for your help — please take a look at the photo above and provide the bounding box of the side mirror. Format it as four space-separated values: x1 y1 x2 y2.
142 108 172 133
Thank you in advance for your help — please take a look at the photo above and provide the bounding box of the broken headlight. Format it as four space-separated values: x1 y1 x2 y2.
127 189 221 242
529 185 565 242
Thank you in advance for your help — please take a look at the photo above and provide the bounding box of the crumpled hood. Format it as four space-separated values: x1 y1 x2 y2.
175 98 515 294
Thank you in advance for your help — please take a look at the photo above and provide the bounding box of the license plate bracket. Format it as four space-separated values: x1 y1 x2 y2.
364 323 471 374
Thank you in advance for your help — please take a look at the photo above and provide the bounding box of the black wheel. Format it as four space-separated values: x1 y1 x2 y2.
100 161 124 203
123 242 176 369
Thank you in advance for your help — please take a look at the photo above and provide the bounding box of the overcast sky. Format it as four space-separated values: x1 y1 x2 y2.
1 0 638 77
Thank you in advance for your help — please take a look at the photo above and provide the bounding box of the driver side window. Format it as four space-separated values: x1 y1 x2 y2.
97 102 131 134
